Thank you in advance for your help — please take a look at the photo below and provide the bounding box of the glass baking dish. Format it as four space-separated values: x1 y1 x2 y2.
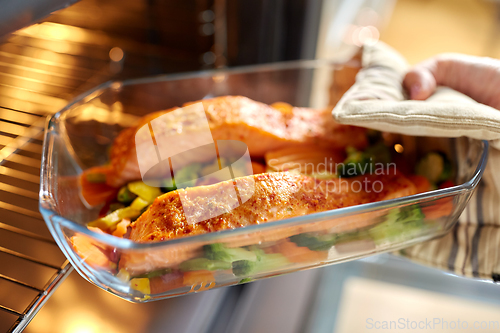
39 59 488 302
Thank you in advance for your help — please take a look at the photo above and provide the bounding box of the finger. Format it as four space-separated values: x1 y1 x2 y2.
403 65 437 100
404 54 500 108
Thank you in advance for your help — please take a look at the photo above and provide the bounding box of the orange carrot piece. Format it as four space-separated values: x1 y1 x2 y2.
271 240 328 263
183 270 215 285
150 272 185 294
80 166 118 206
407 175 431 194
70 227 112 269
422 197 454 220
183 270 216 293
112 219 131 238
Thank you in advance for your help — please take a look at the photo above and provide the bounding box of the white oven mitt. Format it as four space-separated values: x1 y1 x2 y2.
333 41 500 281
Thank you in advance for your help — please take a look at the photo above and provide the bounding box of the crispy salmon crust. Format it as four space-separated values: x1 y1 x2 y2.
129 172 416 243
107 96 367 187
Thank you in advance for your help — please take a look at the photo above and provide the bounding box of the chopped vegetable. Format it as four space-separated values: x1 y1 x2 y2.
117 186 137 203
112 219 131 238
80 166 117 207
407 175 432 194
175 164 203 185
160 178 177 193
179 258 232 271
88 207 141 231
130 197 150 211
130 277 150 294
87 179 168 234
337 143 391 177
116 268 131 282
232 260 256 276
365 142 392 165
271 241 328 263
232 252 289 277
85 172 107 183
109 203 125 213
290 206 426 251
421 197 454 220
70 227 114 269
183 271 215 288
289 233 336 252
150 272 185 294
200 158 224 175
132 268 172 279
334 230 370 245
127 181 162 203
415 152 452 184
203 243 257 262
337 146 371 177
368 206 425 243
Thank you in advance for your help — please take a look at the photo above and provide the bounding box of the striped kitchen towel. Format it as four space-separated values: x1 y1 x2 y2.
333 41 500 281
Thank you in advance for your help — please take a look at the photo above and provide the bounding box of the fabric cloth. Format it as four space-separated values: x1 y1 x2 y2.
332 41 500 281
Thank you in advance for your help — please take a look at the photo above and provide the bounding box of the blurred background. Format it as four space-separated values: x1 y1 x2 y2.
0 0 499 332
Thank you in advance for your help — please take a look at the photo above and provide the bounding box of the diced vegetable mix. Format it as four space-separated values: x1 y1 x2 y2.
127 181 162 203
76 131 457 296
416 152 453 186
117 186 137 203
86 158 230 233
88 206 141 232
290 205 429 252
337 142 392 177
204 243 258 262
86 172 107 183
80 167 118 206
130 278 151 295
179 258 232 272
116 202 433 296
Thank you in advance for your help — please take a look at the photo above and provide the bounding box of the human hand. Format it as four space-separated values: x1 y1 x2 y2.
403 54 500 110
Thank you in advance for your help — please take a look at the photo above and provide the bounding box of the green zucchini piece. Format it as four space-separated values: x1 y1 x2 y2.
203 243 257 262
132 268 172 279
88 206 141 231
416 152 452 183
117 186 137 203
232 253 289 277
127 181 162 203
179 258 232 271
289 233 336 251
368 206 425 243
85 172 107 183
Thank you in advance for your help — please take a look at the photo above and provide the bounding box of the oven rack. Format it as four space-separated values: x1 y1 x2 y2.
0 0 216 331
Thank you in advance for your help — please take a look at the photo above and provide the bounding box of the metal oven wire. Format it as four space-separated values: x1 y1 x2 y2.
0 1 215 330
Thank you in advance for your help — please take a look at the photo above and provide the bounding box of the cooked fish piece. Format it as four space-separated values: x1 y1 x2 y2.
107 96 367 187
129 172 416 243
120 171 416 275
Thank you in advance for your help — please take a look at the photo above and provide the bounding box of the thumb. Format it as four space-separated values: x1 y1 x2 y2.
403 62 437 100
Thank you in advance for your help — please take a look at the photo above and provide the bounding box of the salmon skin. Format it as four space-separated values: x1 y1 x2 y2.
129 172 416 243
107 96 367 187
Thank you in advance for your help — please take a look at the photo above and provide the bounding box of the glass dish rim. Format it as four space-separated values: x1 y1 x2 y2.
39 59 490 251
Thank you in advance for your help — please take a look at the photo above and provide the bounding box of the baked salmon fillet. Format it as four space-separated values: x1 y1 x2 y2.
120 172 416 275
107 96 367 187
129 172 416 243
